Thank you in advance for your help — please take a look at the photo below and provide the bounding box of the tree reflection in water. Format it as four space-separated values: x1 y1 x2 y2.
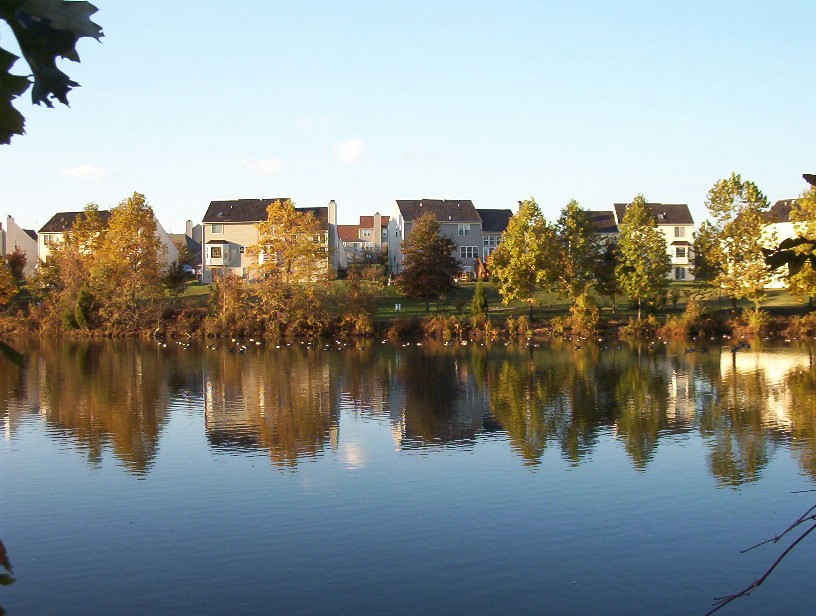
1 340 816 483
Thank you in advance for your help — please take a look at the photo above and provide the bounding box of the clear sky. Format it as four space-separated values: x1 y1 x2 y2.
1 0 813 233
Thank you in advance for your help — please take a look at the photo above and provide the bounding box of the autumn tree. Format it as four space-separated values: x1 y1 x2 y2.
615 195 671 319
0 260 17 307
786 186 816 305
1 0 103 143
553 199 601 305
490 198 556 320
91 192 165 330
32 203 107 329
704 173 773 311
251 199 328 284
4 247 26 282
396 213 460 311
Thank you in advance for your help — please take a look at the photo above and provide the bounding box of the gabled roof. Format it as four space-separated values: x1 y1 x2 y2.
24 229 37 241
765 199 798 224
613 203 694 226
39 210 112 233
202 199 328 228
396 199 481 223
337 225 360 243
476 209 513 233
587 211 618 234
359 215 389 227
168 233 201 256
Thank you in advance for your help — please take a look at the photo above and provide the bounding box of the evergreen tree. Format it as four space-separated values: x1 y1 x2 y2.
615 195 671 319
471 281 488 316
490 198 556 320
397 213 460 311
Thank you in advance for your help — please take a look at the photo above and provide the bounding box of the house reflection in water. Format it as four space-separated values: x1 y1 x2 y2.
203 349 340 467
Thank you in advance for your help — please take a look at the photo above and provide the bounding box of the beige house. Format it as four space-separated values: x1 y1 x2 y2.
37 209 179 266
763 199 801 289
1 215 39 277
612 202 696 281
201 198 346 283
338 213 389 263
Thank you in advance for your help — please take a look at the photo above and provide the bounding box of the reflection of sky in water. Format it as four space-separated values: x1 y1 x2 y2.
1 341 816 615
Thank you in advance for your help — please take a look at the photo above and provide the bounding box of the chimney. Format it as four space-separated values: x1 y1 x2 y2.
328 199 337 226
185 219 193 238
374 212 382 249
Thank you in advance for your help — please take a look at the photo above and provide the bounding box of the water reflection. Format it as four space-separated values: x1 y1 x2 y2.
203 347 340 467
2 340 816 484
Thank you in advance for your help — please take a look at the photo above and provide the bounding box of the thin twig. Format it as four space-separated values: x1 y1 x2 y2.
704 521 816 616
741 505 816 553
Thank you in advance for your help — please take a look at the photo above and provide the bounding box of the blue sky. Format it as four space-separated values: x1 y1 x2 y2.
1 1 813 233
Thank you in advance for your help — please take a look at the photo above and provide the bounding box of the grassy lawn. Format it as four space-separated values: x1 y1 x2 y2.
180 280 813 321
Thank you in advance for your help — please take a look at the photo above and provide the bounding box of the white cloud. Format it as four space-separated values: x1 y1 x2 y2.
60 164 107 182
334 138 366 164
241 158 290 176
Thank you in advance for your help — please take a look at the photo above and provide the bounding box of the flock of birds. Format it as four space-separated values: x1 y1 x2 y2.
149 332 807 355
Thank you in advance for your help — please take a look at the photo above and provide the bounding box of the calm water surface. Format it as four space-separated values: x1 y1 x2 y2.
2 339 816 615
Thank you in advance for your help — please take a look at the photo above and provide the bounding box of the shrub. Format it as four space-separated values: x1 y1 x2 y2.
619 315 661 338
730 308 770 337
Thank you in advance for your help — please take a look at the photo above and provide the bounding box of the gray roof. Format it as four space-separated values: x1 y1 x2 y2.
613 203 694 226
396 199 481 223
587 211 618 234
39 210 112 233
765 199 798 224
24 229 37 241
476 209 513 233
168 233 201 256
202 199 328 228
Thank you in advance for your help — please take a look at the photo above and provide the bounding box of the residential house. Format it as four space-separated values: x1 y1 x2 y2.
388 199 484 277
612 202 695 281
763 199 800 289
0 215 38 277
201 198 346 283
38 209 180 266
475 208 513 279
339 213 389 264
587 211 619 242
168 220 203 278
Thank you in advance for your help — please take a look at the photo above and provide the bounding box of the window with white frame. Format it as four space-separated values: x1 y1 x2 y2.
460 246 478 260
361 229 372 238
483 234 498 247
458 223 471 236
674 226 685 238
209 246 222 259
211 224 224 234
675 247 686 258
674 267 686 280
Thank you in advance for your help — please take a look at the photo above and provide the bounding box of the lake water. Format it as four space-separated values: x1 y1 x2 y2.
2 338 816 615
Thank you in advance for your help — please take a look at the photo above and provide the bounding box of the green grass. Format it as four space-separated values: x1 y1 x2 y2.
177 280 814 321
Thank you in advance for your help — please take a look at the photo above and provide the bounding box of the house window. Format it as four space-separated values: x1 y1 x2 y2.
674 226 685 238
460 246 478 260
483 246 498 259
362 229 372 238
211 224 224 234
210 246 222 259
482 235 498 247
675 247 686 258
43 234 60 246
675 267 686 280
458 224 471 236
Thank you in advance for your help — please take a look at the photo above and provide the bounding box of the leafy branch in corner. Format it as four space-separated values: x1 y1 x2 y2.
705 502 816 615
0 0 102 144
